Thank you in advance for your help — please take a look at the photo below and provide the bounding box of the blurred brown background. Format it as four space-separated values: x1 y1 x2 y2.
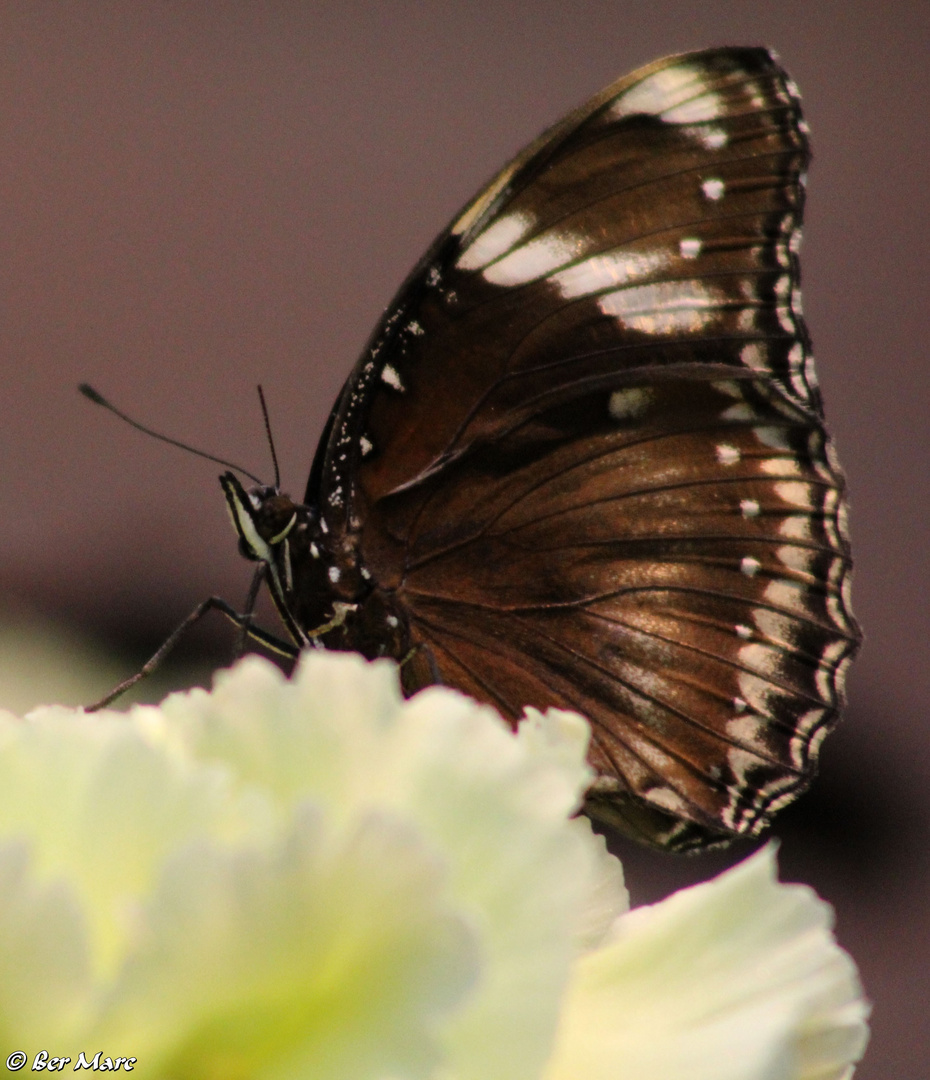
1 3 927 1074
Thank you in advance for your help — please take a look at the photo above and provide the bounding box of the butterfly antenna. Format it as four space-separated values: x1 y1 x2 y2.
78 383 264 485
256 385 281 489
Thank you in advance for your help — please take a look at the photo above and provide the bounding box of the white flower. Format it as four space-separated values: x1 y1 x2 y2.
0 651 868 1078
544 846 869 1080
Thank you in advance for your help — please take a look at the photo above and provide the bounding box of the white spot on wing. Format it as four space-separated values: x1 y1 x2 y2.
662 93 723 123
754 426 792 450
740 499 761 518
774 481 813 508
702 178 725 201
328 566 340 584
840 570 854 614
598 280 721 334
834 653 854 697
816 640 848 703
736 670 776 716
679 237 702 259
740 342 767 371
737 307 760 333
381 364 404 391
791 286 804 315
741 556 761 577
740 642 779 679
359 435 374 457
589 774 622 794
551 249 669 300
804 354 820 390
777 299 795 332
482 230 579 286
837 499 851 544
760 456 801 477
722 713 781 833
716 444 741 465
608 386 654 421
826 592 846 633
790 708 827 769
721 402 754 421
646 786 690 816
777 545 813 573
725 712 768 748
787 342 804 371
779 514 811 541
457 211 534 270
825 441 842 473
611 65 722 123
764 578 807 615
700 127 727 149
752 607 797 648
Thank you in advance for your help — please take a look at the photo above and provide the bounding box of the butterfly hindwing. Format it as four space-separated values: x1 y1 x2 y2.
389 377 855 849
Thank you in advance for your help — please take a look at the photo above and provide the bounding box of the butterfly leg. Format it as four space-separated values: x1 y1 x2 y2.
85 596 298 712
302 601 358 646
233 563 267 659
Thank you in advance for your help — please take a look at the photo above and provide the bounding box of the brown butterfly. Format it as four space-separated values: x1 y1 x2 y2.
176 47 862 851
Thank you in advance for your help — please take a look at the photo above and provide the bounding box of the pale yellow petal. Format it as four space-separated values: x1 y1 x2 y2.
0 842 91 1044
0 708 265 975
92 809 476 1080
545 846 868 1080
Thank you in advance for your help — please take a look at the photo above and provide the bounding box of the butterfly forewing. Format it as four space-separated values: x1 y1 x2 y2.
301 47 859 850
319 49 813 515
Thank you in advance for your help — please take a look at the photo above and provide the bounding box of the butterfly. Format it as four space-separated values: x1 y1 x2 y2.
219 46 861 851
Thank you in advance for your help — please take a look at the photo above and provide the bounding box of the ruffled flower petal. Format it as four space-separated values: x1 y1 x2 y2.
0 648 868 1079
544 845 869 1080
0 653 609 1079
157 654 610 1080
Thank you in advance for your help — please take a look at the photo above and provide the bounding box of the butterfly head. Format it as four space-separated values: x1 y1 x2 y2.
219 470 395 654
220 471 313 622
221 472 300 564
